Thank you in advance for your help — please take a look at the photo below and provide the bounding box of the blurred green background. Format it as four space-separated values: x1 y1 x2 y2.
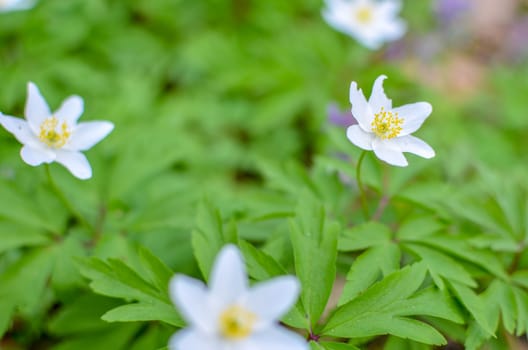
1 0 528 348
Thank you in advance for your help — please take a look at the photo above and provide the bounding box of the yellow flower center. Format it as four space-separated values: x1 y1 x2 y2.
371 107 403 139
219 305 257 340
39 116 71 148
355 6 373 24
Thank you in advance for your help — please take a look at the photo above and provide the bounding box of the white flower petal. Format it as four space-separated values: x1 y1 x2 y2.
378 0 402 18
0 114 40 147
210 245 248 305
372 138 408 167
169 275 217 334
20 145 55 166
392 102 432 136
54 95 84 126
66 121 114 151
25 82 51 134
0 0 35 12
349 82 374 131
393 135 435 159
168 328 218 350
368 75 392 112
244 276 300 327
378 17 406 40
346 125 374 151
247 326 309 350
322 0 405 49
54 150 92 180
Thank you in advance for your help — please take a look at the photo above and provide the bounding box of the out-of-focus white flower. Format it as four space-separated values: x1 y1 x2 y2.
169 245 308 350
322 0 406 49
346 75 435 166
0 82 114 179
0 0 36 13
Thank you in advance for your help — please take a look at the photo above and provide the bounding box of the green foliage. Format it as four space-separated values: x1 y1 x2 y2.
0 0 527 349
290 193 339 328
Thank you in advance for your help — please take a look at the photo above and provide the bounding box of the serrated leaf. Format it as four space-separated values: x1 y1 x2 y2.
238 240 307 329
449 282 495 336
414 235 507 280
290 194 338 327
339 222 392 251
481 280 515 334
404 243 476 289
339 243 400 305
464 321 491 350
102 301 183 327
512 287 528 336
323 263 446 345
191 199 238 280
387 287 464 324
138 246 174 293
396 216 443 241
80 245 180 327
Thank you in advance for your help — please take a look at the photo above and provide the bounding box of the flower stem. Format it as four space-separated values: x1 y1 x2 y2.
356 151 369 219
45 164 92 231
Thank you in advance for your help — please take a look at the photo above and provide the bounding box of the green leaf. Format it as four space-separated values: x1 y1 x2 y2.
0 183 64 232
464 321 492 350
396 216 444 241
52 233 86 292
449 282 495 336
239 240 307 328
512 287 528 336
0 301 15 338
51 323 141 350
338 221 392 251
138 246 175 293
290 194 339 327
191 199 238 280
339 243 400 305
403 243 476 289
321 342 360 350
383 336 433 350
323 263 446 345
413 235 508 280
48 294 121 336
102 301 182 326
0 247 56 313
80 245 184 327
387 287 464 324
480 280 515 334
0 221 50 253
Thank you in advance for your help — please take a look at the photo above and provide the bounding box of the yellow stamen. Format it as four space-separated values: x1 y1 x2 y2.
39 116 70 148
219 305 257 340
371 107 403 139
355 6 373 24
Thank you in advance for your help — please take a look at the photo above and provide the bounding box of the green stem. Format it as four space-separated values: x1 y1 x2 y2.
45 164 92 231
356 151 369 219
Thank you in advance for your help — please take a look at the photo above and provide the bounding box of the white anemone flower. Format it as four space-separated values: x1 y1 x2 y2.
322 0 406 49
346 75 435 166
169 245 308 350
0 82 114 179
0 0 36 12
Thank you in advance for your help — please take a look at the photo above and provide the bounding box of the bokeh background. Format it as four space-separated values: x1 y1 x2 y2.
1 0 528 349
